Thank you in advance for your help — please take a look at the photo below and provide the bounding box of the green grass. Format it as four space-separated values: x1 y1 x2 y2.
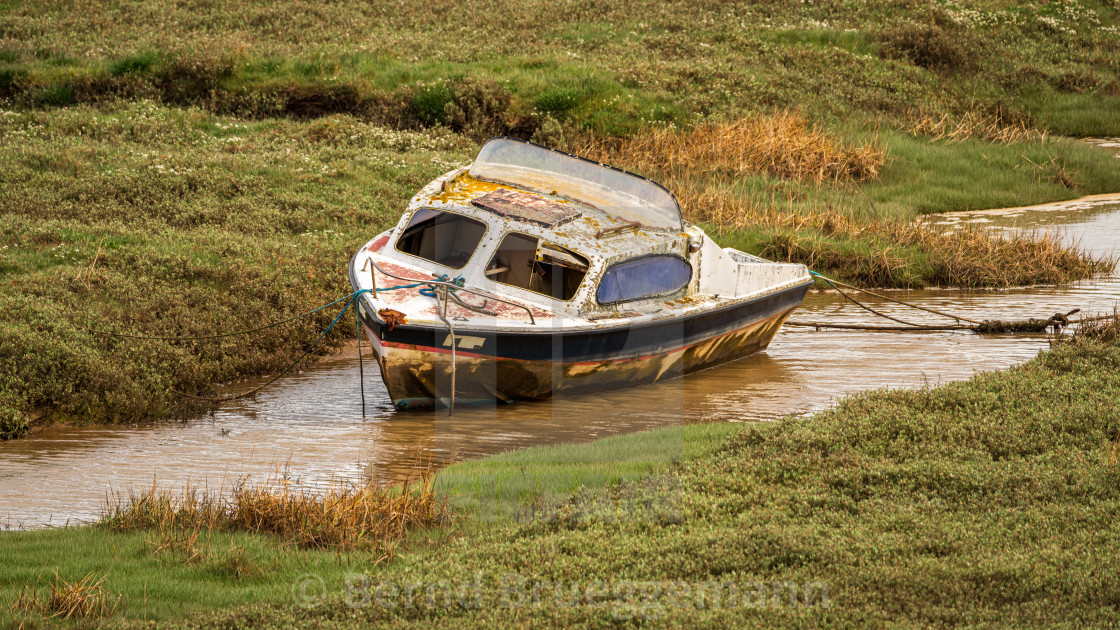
866 129 1117 215
1 0 1119 134
434 421 745 523
1025 91 1120 137
0 526 386 626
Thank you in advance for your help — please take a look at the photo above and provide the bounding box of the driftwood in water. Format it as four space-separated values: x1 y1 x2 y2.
788 309 1085 334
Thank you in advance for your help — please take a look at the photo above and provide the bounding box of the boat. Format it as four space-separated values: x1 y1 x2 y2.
349 137 812 410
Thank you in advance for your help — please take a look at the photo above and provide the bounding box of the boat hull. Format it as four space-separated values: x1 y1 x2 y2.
356 280 812 409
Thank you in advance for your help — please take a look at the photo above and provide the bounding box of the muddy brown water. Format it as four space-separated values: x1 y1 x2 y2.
2 201 1118 529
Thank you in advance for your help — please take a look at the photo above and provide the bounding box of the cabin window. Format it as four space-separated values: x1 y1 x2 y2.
596 255 692 305
395 209 486 269
485 233 588 301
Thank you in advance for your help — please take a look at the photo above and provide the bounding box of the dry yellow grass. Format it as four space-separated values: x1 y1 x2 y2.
903 109 1048 144
575 113 884 183
103 474 448 556
755 209 1109 287
8 570 123 621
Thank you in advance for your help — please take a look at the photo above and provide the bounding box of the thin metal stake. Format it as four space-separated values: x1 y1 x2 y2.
356 299 366 417
436 285 456 416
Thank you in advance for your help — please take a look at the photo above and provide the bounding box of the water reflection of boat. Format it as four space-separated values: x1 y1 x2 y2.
349 137 812 409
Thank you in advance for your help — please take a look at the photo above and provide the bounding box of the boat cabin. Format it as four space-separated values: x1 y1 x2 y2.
356 138 807 329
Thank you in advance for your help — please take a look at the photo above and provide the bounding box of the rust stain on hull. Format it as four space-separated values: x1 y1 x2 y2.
363 309 794 409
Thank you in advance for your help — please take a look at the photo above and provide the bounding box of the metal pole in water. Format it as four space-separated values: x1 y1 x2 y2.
356 297 366 417
437 285 456 416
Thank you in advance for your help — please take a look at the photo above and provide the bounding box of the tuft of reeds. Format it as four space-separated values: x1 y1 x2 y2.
879 221 1113 287
903 108 1047 144
1066 311 1120 344
682 198 1109 288
574 113 884 183
102 474 448 555
8 570 123 621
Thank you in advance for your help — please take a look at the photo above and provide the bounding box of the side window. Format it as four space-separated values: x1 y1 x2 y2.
395 209 486 269
486 233 588 301
596 255 692 304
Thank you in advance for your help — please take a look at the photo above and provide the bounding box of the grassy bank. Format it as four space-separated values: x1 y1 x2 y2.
0 422 742 627
3 0 1120 136
3 321 1118 628
0 104 473 438
2 0 1120 435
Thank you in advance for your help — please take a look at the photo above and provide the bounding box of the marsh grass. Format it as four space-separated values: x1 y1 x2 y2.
434 421 743 524
903 108 1048 144
8 569 123 622
570 118 1111 287
574 114 884 183
3 0 1120 134
103 474 449 555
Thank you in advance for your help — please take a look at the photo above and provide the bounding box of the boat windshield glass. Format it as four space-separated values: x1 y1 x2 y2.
469 138 683 231
395 209 486 269
596 255 692 305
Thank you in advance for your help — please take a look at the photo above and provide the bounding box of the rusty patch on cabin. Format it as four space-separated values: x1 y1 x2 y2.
471 188 580 228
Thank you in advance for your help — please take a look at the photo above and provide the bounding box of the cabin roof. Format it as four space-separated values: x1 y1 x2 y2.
424 171 687 262
469 137 684 231
471 188 581 228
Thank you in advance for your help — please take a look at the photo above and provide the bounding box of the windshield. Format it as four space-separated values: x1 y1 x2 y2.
596 255 692 304
469 138 684 231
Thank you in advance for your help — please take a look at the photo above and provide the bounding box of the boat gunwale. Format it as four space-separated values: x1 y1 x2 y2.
350 247 814 338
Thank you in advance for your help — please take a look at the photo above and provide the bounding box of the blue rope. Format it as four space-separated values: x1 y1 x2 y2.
419 275 464 298
176 279 464 402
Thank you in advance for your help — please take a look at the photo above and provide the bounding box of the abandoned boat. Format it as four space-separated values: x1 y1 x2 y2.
349 137 812 409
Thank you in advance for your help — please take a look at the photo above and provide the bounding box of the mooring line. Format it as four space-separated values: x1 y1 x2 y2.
85 293 357 341
809 271 983 325
169 282 427 404
357 294 365 418
785 321 974 332
809 271 923 327
174 290 370 403
435 285 457 416
798 271 1094 335
169 276 469 406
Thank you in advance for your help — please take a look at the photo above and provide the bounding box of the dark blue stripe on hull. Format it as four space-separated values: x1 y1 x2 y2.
358 280 812 363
